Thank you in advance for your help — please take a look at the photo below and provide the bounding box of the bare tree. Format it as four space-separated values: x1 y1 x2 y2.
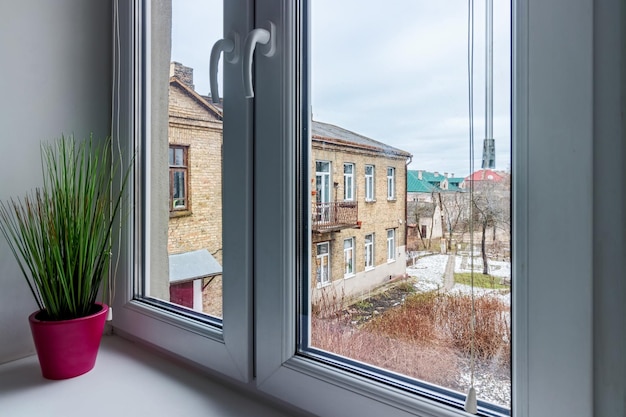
440 191 470 251
469 178 510 274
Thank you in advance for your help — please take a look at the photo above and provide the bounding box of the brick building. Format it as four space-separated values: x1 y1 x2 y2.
167 62 224 316
311 121 412 306
166 63 412 313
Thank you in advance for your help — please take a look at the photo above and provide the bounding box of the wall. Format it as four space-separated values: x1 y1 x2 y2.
0 0 112 364
311 145 408 304
167 83 223 260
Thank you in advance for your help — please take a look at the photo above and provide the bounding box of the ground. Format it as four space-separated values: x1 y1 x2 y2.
321 253 511 408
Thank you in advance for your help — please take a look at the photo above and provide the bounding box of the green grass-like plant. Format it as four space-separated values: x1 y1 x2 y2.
0 135 131 321
454 272 509 290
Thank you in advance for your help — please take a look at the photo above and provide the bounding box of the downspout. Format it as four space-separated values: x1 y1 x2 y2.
405 155 412 253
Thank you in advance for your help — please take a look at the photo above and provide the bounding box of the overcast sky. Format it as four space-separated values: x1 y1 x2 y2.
172 1 511 178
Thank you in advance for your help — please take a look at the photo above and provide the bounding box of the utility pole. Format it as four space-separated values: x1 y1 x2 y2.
481 0 495 169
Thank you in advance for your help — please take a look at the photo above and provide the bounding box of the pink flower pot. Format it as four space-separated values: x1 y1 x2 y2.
28 303 108 380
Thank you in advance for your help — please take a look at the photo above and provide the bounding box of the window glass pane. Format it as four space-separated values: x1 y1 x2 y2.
305 0 512 412
142 0 224 320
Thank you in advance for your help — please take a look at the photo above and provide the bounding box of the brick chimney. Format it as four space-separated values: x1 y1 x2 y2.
170 62 195 91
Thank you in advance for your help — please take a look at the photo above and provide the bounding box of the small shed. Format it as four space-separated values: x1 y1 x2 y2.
169 249 222 312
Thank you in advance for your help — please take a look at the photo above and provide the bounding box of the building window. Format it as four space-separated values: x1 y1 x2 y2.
343 237 355 277
387 167 395 200
169 145 189 212
386 229 395 262
316 242 330 287
343 163 355 201
364 233 374 269
365 165 374 201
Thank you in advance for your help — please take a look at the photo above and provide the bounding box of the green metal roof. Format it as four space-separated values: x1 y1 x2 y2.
407 170 465 193
407 171 437 193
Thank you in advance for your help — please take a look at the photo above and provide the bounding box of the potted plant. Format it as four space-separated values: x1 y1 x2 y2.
0 134 131 379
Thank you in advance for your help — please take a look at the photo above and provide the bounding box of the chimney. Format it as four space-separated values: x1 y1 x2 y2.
170 62 195 91
434 171 439 177
451 173 454 178
418 170 423 180
444 172 448 178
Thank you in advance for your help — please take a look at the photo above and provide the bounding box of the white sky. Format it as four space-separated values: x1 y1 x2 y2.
171 0 511 178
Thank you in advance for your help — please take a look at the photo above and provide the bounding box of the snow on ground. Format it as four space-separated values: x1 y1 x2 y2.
407 254 511 304
406 254 447 292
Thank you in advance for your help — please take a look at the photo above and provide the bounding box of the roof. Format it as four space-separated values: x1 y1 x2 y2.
465 169 505 182
169 249 222 284
407 171 437 193
407 170 466 193
312 121 411 158
169 77 223 120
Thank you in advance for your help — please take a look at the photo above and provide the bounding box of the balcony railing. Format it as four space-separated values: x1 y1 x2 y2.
312 201 359 232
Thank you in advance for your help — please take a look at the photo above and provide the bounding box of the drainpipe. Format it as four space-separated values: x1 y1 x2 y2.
405 155 412 252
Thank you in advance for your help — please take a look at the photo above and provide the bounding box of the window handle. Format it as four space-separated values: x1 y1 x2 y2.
242 22 276 98
209 32 240 103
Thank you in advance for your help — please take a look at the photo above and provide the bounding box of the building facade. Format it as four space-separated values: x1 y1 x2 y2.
167 63 224 316
311 121 411 307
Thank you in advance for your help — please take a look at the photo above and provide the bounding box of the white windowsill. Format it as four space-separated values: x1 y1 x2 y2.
343 273 355 279
364 266 375 272
0 335 306 417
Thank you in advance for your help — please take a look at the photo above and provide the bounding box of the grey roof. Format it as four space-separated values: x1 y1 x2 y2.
312 121 411 158
169 249 222 283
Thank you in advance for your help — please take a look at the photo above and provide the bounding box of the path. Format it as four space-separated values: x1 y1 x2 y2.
443 254 456 290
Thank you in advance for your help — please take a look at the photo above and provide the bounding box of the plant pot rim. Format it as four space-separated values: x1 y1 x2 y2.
28 303 108 325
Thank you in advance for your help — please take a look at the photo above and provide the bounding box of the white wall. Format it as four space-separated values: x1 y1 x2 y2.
0 0 112 364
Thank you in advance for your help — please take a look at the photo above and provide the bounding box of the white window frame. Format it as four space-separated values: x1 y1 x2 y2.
111 0 254 383
316 242 331 287
343 237 355 278
387 166 395 200
364 233 375 270
112 1 601 416
344 162 355 201
365 164 375 201
386 229 395 262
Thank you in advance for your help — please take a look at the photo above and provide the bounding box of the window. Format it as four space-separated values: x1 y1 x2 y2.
386 229 395 262
315 161 331 222
343 237 355 277
316 242 330 287
387 167 395 200
112 0 251 383
364 233 374 270
365 165 374 201
111 1 603 417
169 145 189 212
344 163 355 201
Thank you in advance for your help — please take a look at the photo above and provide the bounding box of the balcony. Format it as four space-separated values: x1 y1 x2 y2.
312 201 359 233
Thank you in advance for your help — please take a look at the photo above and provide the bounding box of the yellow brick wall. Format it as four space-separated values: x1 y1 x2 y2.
167 84 223 266
311 143 408 294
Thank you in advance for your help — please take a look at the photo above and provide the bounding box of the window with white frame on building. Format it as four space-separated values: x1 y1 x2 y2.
364 233 374 269
386 228 395 262
344 237 355 277
343 163 355 201
387 167 395 200
365 164 374 201
316 242 330 287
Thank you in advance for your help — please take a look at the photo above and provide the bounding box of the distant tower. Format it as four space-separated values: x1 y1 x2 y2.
482 0 495 169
